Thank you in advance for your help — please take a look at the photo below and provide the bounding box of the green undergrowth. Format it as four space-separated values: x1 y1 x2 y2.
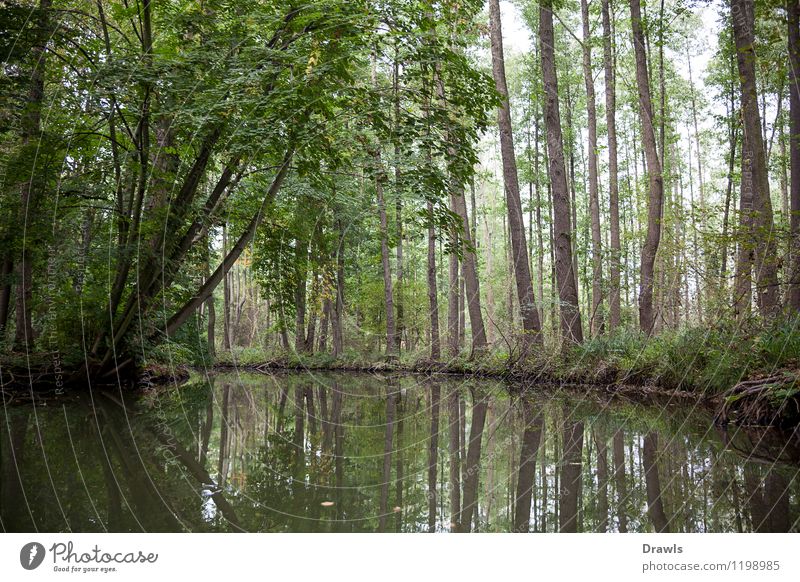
555 318 800 395
204 317 800 399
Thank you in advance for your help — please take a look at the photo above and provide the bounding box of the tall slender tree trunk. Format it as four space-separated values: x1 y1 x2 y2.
223 224 233 351
393 56 405 351
205 232 216 358
731 0 780 317
332 218 345 357
789 0 800 311
427 201 441 360
540 0 583 344
602 0 622 331
13 0 51 350
582 0 604 337
447 238 460 359
488 0 542 352
630 0 665 335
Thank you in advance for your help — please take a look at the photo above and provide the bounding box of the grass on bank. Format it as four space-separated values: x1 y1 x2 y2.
194 316 800 398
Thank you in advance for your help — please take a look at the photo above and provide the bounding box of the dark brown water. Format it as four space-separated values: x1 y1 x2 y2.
2 371 799 532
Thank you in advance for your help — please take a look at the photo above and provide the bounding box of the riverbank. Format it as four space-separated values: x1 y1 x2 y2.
210 322 800 428
2 321 798 427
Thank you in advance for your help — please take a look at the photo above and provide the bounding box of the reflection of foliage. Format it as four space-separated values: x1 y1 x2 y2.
3 372 799 532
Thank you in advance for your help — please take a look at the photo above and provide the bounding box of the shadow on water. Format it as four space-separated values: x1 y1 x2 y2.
2 371 799 532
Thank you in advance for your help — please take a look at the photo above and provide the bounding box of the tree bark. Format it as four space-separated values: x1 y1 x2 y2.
541 0 583 344
488 0 543 351
731 0 780 317
630 0 665 335
582 0 604 337
602 0 622 331
427 201 442 360
789 0 800 311
13 0 51 350
332 218 345 357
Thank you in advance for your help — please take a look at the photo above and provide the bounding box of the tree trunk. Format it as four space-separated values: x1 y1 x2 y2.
427 201 441 360
0 257 13 338
789 0 800 311
393 56 405 351
731 0 780 317
630 0 665 335
582 0 604 337
601 0 622 331
223 224 233 351
332 218 345 357
447 239 460 359
205 233 216 358
540 0 583 344
488 0 542 351
293 235 308 353
434 68 488 357
13 0 51 350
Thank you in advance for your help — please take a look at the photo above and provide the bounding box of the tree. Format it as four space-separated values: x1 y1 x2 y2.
602 0 622 331
730 0 780 318
581 0 604 336
540 0 583 344
488 0 543 351
630 0 665 335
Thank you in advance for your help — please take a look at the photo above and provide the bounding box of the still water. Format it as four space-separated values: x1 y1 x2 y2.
2 371 799 532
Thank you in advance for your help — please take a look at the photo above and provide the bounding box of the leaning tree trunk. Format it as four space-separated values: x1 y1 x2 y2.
630 0 665 335
582 0 604 337
731 0 780 317
602 0 622 331
488 0 542 351
789 0 800 311
540 0 583 344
